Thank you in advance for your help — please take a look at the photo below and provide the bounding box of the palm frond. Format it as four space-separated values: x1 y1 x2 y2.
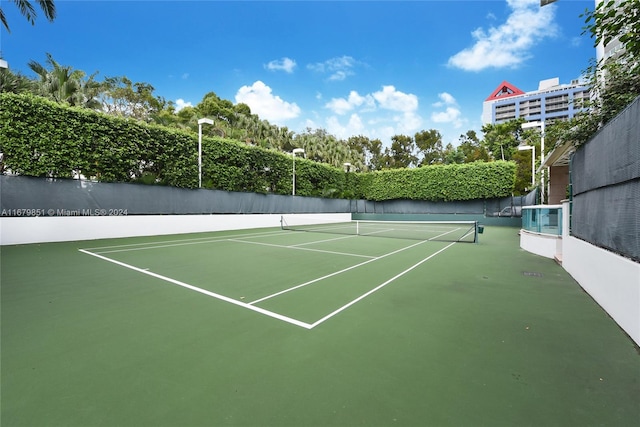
36 0 56 21
13 0 37 24
1 8 10 32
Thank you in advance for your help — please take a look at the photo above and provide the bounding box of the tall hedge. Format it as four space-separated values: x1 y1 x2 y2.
0 93 516 201
0 93 347 196
362 161 517 201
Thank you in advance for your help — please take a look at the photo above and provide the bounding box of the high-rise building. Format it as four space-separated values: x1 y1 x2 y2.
595 0 625 64
482 77 590 128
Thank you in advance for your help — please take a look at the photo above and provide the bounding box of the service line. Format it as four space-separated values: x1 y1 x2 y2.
309 241 457 328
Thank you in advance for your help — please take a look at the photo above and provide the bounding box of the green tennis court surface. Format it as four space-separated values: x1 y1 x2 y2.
2 226 638 426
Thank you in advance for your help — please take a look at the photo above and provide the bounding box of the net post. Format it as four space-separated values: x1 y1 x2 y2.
356 220 359 236
280 215 283 230
474 221 479 243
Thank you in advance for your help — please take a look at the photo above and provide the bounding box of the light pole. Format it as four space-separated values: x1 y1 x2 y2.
197 118 214 188
518 144 536 189
521 121 545 202
292 148 305 195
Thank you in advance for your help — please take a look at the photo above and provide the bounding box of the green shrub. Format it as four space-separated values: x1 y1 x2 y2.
358 161 516 201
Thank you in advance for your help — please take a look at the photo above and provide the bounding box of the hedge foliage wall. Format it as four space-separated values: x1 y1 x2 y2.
0 93 515 201
361 161 517 201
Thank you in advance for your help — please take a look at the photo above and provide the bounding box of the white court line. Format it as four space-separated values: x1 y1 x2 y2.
248 227 461 306
78 249 313 329
461 229 476 242
79 227 464 330
360 228 394 236
286 224 354 233
290 234 358 247
227 239 375 259
86 231 296 254
247 239 429 305
429 227 462 239
309 241 457 328
93 238 236 254
81 229 288 252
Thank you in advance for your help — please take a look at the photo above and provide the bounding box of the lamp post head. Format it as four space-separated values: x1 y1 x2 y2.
198 118 214 125
521 121 542 129
292 148 305 155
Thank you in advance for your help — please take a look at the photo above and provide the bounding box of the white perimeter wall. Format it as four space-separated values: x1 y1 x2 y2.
0 213 351 246
520 230 561 259
562 235 640 346
521 201 639 346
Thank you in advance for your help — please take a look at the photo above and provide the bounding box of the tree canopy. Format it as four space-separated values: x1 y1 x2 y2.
1 0 56 32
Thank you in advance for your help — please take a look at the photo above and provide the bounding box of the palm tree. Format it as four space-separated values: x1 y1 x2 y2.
28 52 99 108
1 0 56 33
0 67 33 93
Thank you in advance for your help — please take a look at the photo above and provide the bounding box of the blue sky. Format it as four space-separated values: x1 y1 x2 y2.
1 0 596 147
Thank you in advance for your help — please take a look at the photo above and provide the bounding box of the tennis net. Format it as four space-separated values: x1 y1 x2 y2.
280 216 478 243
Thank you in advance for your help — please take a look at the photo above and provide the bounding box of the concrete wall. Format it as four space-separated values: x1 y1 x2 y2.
0 213 351 245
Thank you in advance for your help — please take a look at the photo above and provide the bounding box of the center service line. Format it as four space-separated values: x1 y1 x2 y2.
309 241 458 329
248 238 430 305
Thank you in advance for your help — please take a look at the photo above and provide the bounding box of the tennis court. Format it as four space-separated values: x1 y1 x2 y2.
2 223 639 426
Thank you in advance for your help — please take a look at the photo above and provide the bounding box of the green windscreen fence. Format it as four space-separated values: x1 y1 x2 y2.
0 175 531 219
570 96 640 262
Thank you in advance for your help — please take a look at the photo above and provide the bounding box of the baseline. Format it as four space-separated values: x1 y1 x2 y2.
78 249 313 329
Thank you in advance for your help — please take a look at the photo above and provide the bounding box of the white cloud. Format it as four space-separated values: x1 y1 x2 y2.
325 98 353 115
325 91 375 115
235 81 301 123
571 36 582 47
307 55 359 81
181 73 189 80
431 92 464 129
326 114 366 139
321 85 423 144
174 99 193 112
432 92 457 107
372 85 418 113
304 118 319 130
347 114 365 134
431 107 461 124
448 0 558 71
328 70 348 81
396 112 423 133
265 57 297 73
